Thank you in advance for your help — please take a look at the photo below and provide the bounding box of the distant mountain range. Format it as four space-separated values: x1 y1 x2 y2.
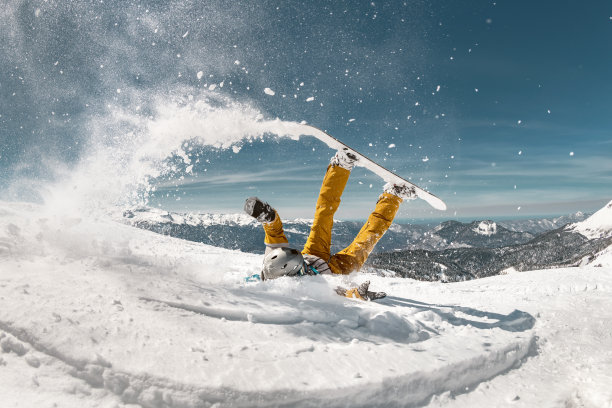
118 203 611 282
118 206 589 254
367 201 612 282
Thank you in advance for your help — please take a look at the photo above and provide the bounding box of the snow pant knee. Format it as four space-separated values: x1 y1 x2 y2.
329 193 402 274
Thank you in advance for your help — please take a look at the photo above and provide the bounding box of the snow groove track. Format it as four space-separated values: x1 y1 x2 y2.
0 319 536 408
139 297 311 325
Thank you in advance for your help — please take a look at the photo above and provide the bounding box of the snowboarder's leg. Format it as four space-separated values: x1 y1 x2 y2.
328 193 402 274
301 164 350 260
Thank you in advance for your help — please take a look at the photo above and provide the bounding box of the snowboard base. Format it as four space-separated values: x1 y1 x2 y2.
299 124 447 211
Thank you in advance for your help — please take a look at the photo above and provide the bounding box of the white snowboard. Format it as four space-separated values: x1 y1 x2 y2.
299 124 447 211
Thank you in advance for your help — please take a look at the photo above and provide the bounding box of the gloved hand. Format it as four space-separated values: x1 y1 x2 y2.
335 281 386 301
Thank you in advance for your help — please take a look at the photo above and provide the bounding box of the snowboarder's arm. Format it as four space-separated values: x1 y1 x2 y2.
262 211 289 248
244 197 290 250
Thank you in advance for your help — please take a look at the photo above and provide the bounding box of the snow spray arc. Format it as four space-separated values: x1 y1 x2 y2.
39 92 305 214
40 91 446 216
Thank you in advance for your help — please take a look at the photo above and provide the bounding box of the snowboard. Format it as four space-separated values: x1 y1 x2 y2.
299 124 447 211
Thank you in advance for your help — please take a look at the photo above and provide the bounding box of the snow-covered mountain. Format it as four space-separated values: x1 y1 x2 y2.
428 220 535 249
118 207 585 254
568 199 612 239
115 205 610 284
118 206 433 254
368 201 612 281
498 211 589 234
2 200 612 407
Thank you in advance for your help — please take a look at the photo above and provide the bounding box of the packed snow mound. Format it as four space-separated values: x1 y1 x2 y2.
473 220 498 236
569 200 612 239
0 200 544 407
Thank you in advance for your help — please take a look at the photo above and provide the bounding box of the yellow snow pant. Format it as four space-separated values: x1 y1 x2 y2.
263 164 402 274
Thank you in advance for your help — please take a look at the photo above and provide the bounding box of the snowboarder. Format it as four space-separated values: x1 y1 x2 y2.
244 148 416 300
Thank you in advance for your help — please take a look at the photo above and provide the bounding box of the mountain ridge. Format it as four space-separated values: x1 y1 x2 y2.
118 206 590 255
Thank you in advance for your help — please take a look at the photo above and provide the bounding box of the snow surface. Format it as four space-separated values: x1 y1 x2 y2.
119 207 258 227
569 200 612 239
589 245 612 268
1 200 612 407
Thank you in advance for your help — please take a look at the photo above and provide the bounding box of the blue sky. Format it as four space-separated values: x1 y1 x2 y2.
1 0 610 221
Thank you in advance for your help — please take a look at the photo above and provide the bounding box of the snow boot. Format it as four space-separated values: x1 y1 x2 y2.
330 147 359 171
244 197 276 223
335 281 387 301
383 182 417 201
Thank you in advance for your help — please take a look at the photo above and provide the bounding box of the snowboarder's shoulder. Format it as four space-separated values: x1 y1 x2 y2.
303 254 332 274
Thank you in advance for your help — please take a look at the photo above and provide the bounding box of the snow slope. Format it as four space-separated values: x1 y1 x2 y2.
569 200 612 239
1 200 611 408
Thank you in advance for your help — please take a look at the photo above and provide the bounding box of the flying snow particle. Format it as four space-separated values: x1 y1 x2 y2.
197 71 204 80
388 144 396 148
415 102 420 106
486 18 493 24
547 109 551 114
474 88 479 93
348 118 355 122
422 156 429 162
182 31 189 38
209 84 217 90
570 152 575 156
116 89 121 94
518 151 522 155
436 85 441 92
234 60 240 65
517 206 521 211
517 120 522 125
186 165 193 173
264 88 275 96
35 8 41 17
306 97 315 102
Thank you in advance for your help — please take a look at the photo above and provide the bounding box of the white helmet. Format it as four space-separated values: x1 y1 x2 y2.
261 247 305 280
